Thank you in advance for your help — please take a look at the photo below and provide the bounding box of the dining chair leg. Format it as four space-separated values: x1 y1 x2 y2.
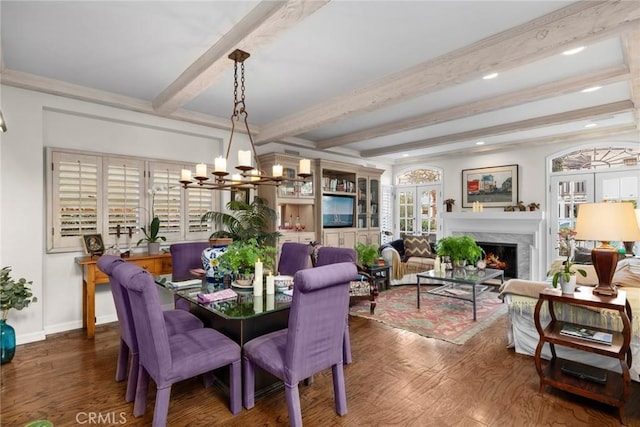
125 352 139 403
285 382 303 427
242 356 256 409
229 360 242 415
116 339 129 381
153 386 172 427
133 366 150 417
332 363 347 416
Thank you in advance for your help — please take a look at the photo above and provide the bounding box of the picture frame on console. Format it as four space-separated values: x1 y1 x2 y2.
462 164 518 208
82 234 105 257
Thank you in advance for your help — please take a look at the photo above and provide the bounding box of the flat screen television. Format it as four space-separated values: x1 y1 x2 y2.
322 195 355 228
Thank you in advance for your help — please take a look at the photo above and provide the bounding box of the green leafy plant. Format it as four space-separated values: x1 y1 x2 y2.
201 196 280 246
1 267 37 320
136 216 167 245
216 238 277 275
355 242 379 267
435 235 483 265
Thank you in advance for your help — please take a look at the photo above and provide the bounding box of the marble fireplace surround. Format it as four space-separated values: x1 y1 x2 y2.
442 211 546 281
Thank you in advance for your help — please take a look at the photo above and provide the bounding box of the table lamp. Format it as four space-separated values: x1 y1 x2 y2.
574 202 640 296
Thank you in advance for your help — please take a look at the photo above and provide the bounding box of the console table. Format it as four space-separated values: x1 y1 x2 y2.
75 253 172 338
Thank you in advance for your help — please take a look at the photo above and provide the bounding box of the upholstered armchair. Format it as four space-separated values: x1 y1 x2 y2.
115 261 242 425
97 255 204 403
242 262 356 426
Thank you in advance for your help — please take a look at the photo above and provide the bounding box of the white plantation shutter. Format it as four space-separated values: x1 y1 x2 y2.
381 185 393 244
149 162 183 241
51 151 102 250
186 187 215 238
105 158 144 247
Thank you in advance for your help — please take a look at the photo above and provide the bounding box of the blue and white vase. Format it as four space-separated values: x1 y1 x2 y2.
202 245 228 286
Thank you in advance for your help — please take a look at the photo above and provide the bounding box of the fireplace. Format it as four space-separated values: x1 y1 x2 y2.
477 241 517 279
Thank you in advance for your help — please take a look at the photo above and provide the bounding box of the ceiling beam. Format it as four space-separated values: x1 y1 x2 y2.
152 0 329 114
316 66 630 149
622 30 640 128
256 0 640 144
361 100 634 158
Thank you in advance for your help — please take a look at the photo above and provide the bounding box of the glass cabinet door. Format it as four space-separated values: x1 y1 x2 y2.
357 177 367 229
370 178 379 228
279 166 297 197
299 173 313 197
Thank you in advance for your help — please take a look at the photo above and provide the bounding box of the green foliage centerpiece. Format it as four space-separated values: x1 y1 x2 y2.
435 235 483 267
216 238 277 284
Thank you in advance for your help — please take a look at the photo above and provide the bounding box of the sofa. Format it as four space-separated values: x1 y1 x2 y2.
379 236 436 285
498 258 640 382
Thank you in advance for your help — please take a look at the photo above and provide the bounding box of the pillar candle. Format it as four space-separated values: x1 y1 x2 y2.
195 163 207 178
253 259 263 296
238 150 252 168
231 173 242 183
273 164 283 177
180 169 192 182
253 296 263 314
266 273 275 295
214 157 227 173
299 158 310 175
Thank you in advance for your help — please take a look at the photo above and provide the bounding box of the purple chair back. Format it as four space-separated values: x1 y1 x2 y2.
115 262 172 382
277 242 313 276
315 247 357 267
170 241 211 281
97 255 135 348
286 262 356 383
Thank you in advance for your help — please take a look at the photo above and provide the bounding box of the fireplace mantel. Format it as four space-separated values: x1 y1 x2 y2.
442 211 546 280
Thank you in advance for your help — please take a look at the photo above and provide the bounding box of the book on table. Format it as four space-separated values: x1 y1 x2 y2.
559 324 613 345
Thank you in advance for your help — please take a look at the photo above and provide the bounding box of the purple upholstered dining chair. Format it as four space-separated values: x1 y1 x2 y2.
169 242 211 310
316 246 359 364
242 262 356 426
115 261 242 426
97 255 204 404
277 242 313 276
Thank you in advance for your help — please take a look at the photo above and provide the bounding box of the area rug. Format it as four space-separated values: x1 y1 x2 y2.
349 285 507 345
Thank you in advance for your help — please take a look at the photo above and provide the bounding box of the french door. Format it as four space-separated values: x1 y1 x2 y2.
395 185 440 240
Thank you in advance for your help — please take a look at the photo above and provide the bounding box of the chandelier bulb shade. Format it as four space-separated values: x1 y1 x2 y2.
179 49 310 191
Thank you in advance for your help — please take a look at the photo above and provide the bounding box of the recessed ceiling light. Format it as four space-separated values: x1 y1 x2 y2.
476 141 485 145
584 123 598 128
402 154 409 157
562 46 585 55
581 86 602 93
483 73 498 80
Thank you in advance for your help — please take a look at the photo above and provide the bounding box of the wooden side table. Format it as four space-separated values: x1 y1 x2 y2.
362 264 391 291
533 288 632 425
75 253 172 338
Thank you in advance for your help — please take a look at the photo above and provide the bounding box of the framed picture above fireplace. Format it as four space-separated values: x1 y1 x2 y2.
462 164 518 208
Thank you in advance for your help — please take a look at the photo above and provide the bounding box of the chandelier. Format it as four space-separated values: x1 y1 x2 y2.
179 49 311 191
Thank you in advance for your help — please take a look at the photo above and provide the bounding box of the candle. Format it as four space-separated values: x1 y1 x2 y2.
253 259 263 296
238 150 252 168
250 169 260 181
266 293 274 311
195 163 207 178
266 273 275 295
253 295 263 314
299 158 310 175
273 164 283 177
214 156 227 173
231 173 242 183
180 169 192 182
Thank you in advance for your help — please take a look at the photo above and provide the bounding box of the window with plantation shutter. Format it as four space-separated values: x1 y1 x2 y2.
105 158 144 245
186 187 215 238
381 185 393 244
148 162 183 241
50 151 102 250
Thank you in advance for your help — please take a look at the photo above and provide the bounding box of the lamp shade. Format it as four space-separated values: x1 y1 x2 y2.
574 202 640 242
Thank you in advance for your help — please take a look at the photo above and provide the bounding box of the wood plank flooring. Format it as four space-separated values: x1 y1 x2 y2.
1 313 639 426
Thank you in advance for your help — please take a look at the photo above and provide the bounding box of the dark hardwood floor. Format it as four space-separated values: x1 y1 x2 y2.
1 313 638 426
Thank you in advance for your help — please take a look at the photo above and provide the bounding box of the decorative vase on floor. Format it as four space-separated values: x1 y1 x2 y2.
147 242 160 255
1 319 16 364
559 275 577 295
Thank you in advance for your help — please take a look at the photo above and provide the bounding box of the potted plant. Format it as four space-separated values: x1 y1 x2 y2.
1 266 37 364
201 196 281 247
443 198 455 213
547 228 587 293
355 242 379 267
435 235 483 267
136 186 167 254
527 202 540 211
217 239 277 284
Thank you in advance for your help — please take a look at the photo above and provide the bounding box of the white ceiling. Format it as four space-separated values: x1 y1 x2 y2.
1 1 639 164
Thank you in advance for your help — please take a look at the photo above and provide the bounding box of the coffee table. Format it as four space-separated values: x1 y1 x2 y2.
416 268 504 320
